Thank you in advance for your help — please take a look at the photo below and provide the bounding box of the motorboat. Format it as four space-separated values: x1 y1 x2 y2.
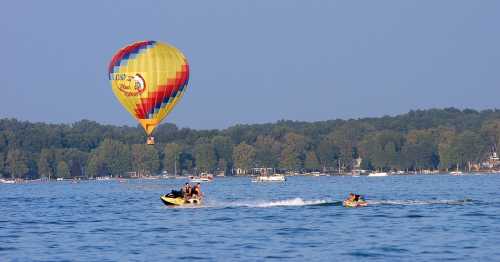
450 165 463 176
189 173 213 183
368 172 388 177
252 174 286 182
0 179 15 184
190 177 210 183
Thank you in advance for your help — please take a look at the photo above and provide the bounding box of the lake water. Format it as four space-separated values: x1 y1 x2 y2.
1 175 499 261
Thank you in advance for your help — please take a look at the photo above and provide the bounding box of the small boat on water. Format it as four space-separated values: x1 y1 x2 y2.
189 173 213 183
0 179 16 184
450 164 463 176
252 174 286 182
96 176 112 181
368 172 388 177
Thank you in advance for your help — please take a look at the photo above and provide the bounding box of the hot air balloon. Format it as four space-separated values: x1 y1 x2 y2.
108 41 189 145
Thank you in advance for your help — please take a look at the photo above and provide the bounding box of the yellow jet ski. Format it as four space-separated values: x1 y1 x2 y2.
160 190 202 206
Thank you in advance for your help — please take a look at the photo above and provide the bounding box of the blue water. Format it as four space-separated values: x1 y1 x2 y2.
1 175 500 261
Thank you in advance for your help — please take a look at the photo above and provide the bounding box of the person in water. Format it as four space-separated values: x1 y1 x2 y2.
347 192 362 202
347 192 355 201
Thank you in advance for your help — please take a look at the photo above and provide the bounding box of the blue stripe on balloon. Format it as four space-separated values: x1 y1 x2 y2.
110 41 156 74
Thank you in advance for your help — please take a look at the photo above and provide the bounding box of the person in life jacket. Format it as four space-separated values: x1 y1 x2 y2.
181 183 192 199
192 183 203 199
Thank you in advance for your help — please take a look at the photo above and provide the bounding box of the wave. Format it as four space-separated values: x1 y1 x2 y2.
236 198 473 208
367 199 473 206
244 198 340 208
172 198 341 209
168 198 473 209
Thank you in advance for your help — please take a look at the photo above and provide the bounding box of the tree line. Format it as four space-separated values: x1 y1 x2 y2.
1 108 500 179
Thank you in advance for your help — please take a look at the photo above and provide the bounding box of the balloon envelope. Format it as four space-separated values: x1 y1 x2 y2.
108 41 189 135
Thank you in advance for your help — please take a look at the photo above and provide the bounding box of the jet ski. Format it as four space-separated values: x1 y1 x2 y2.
343 199 368 208
160 190 202 206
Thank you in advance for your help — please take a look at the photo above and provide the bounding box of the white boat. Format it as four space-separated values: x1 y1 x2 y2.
252 174 286 182
450 164 463 176
189 173 213 183
368 172 388 177
190 177 210 183
143 176 159 180
0 179 16 184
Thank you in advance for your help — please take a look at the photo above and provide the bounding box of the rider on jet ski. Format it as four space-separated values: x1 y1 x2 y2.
192 183 203 199
181 183 192 199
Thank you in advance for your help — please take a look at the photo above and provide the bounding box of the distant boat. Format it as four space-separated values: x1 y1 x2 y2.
368 172 388 177
252 174 286 182
450 164 463 176
189 173 213 183
0 179 15 184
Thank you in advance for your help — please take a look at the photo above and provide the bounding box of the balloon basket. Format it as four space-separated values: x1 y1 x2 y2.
147 136 155 145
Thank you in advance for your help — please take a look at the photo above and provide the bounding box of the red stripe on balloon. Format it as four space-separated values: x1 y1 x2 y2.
133 67 189 119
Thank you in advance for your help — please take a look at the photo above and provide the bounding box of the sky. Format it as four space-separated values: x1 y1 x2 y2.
1 1 499 130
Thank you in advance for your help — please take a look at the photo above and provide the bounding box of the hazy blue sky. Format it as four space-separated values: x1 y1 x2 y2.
1 1 499 129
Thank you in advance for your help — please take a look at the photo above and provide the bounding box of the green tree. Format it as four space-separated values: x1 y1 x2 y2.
359 131 404 170
280 133 307 170
5 149 29 179
481 119 500 151
211 136 234 172
194 142 217 172
86 150 102 178
453 131 487 171
53 148 87 178
0 132 7 152
254 135 281 167
56 161 71 179
233 142 256 172
179 151 195 173
401 130 439 171
316 135 339 170
87 139 131 177
131 144 160 176
0 152 5 178
304 151 320 170
438 128 458 170
329 123 369 170
37 148 56 179
163 143 183 175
